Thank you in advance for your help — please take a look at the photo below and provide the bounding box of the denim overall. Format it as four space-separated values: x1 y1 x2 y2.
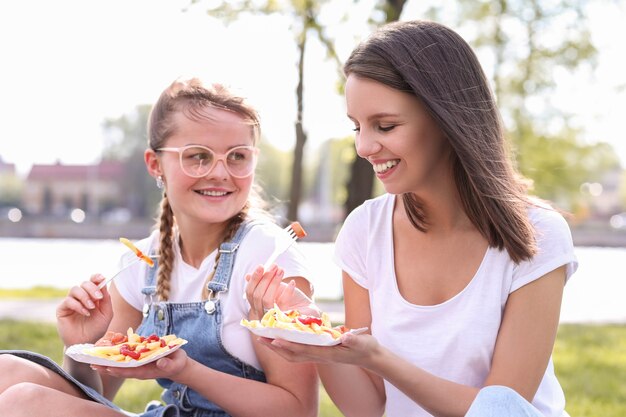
138 220 266 417
0 221 265 417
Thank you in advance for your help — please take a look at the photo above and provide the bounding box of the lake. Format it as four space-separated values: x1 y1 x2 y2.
0 238 624 323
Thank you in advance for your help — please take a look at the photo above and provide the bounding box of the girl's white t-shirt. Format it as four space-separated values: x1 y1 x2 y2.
334 194 578 417
114 221 309 371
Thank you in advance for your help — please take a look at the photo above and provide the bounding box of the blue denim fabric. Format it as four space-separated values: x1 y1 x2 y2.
135 220 266 417
1 220 265 417
466 386 544 417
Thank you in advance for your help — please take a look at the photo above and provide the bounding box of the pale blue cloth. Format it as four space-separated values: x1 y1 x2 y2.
466 386 544 417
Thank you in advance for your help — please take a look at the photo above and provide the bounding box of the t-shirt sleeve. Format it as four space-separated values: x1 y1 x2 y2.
511 207 578 293
333 204 370 289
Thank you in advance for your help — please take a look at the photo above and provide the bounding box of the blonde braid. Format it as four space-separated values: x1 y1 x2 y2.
201 206 249 300
156 196 175 301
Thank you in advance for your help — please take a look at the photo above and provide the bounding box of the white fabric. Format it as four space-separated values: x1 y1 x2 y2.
334 194 578 417
114 221 310 370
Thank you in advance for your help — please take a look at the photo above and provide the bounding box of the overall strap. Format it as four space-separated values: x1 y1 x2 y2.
140 250 160 316
141 250 160 297
207 219 260 295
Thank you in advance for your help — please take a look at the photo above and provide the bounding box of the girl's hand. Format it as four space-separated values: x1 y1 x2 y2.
258 332 382 369
245 265 319 319
56 274 114 347
92 349 190 381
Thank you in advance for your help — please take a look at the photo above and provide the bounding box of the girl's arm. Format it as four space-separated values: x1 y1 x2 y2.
97 282 144 400
106 273 319 417
63 280 143 400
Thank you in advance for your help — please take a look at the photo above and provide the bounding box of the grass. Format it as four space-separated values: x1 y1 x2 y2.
1 319 624 416
0 286 68 299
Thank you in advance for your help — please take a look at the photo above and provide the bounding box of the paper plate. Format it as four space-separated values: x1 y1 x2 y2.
242 325 368 346
65 340 187 368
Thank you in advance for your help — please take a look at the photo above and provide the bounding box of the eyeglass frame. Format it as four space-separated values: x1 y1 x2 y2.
156 144 259 179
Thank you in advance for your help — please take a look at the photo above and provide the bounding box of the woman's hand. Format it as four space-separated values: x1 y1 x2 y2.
245 265 319 319
56 274 114 347
258 332 383 369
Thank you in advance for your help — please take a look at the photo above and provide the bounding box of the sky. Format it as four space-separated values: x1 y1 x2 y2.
1 0 625 177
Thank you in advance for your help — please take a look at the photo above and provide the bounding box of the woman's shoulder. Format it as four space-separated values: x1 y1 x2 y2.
345 193 394 222
527 199 572 237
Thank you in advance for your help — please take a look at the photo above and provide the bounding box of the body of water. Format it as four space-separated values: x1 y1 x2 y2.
0 238 624 323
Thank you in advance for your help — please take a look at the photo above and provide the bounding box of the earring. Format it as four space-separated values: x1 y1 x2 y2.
156 176 164 189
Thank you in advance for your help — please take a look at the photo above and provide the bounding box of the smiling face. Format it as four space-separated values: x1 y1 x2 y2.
147 106 256 230
345 74 452 196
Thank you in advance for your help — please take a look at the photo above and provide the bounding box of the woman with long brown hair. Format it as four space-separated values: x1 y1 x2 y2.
249 20 577 417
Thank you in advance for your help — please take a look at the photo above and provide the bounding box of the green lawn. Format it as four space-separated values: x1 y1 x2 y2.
0 286 68 299
1 319 624 416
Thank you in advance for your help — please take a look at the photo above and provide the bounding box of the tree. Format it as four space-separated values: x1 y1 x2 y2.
440 0 619 209
194 0 343 224
102 105 159 218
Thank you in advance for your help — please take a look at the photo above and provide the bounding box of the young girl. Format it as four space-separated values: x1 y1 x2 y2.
0 78 318 417
247 20 577 417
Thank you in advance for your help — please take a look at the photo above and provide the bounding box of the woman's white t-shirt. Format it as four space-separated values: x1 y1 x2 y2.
334 194 577 417
114 221 309 371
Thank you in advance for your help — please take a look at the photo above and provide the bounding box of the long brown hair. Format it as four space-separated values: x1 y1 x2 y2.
147 78 263 300
344 20 536 263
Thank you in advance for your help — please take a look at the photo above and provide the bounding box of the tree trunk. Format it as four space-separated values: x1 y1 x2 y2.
344 155 375 215
287 29 307 222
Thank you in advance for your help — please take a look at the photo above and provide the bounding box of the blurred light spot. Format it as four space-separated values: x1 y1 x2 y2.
580 182 603 196
70 208 86 223
589 183 603 196
610 214 626 229
7 208 22 222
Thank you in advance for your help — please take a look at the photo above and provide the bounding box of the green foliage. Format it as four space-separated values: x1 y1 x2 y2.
101 104 161 218
256 139 293 202
430 0 621 211
514 124 621 209
0 173 22 207
619 170 626 208
309 137 355 206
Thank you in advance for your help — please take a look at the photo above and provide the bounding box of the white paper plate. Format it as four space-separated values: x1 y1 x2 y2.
242 325 368 346
65 340 187 368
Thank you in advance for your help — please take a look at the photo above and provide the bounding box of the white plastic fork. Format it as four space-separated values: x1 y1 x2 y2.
243 222 306 301
262 222 306 270
96 257 141 290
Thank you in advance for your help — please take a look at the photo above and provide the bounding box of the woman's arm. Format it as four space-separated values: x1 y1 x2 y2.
316 272 386 417
261 267 566 417
484 265 566 399
361 266 566 417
